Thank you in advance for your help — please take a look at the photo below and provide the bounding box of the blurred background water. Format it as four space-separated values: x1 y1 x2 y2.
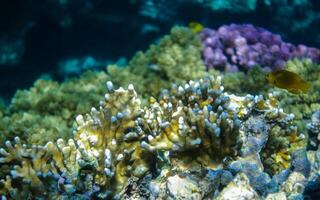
0 0 319 102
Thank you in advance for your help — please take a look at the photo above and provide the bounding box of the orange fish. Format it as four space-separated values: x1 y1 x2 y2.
266 69 311 94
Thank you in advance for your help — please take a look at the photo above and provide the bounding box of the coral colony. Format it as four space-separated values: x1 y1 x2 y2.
0 25 320 199
200 24 320 72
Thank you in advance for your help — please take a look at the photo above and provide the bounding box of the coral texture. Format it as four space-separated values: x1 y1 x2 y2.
138 76 242 169
0 26 207 146
108 26 206 98
0 71 108 145
0 83 151 199
216 173 259 200
0 76 308 199
307 110 320 149
275 59 320 123
200 24 320 72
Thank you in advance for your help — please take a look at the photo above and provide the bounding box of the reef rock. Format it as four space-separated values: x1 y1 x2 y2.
216 173 260 200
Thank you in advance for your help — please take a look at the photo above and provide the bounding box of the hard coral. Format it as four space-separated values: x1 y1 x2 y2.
200 24 320 72
0 71 108 145
0 83 152 199
307 110 320 150
0 26 206 146
138 76 241 169
108 26 206 98
0 76 308 199
74 82 152 193
138 76 306 176
276 59 320 124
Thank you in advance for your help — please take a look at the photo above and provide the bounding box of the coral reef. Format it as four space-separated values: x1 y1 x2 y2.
200 24 320 72
0 26 318 198
0 26 207 146
0 83 152 199
0 76 309 199
216 173 259 200
219 66 270 95
307 110 320 150
260 116 307 175
138 76 242 169
108 26 206 98
305 148 320 199
138 75 306 175
0 71 108 145
271 59 320 132
210 58 320 134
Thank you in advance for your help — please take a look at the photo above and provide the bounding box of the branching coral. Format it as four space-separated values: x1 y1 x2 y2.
0 26 207 146
73 82 152 193
138 76 242 169
0 83 152 199
0 76 308 199
137 76 306 175
107 26 206 98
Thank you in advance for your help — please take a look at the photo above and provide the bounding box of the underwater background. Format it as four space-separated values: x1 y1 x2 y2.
0 0 320 199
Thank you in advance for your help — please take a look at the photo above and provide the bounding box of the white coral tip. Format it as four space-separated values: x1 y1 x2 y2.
76 115 85 126
128 84 134 91
106 81 114 91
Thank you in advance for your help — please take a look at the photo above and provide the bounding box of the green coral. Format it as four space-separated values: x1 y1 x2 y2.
108 26 206 99
215 59 320 132
0 71 108 145
276 59 320 122
219 66 270 95
0 26 207 146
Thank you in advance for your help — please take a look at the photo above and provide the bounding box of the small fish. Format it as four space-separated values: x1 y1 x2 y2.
266 69 311 94
188 21 204 33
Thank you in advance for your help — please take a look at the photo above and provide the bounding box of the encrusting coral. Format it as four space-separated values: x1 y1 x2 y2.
107 26 206 98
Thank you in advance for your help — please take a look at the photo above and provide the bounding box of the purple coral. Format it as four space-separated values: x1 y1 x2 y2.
200 24 320 72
